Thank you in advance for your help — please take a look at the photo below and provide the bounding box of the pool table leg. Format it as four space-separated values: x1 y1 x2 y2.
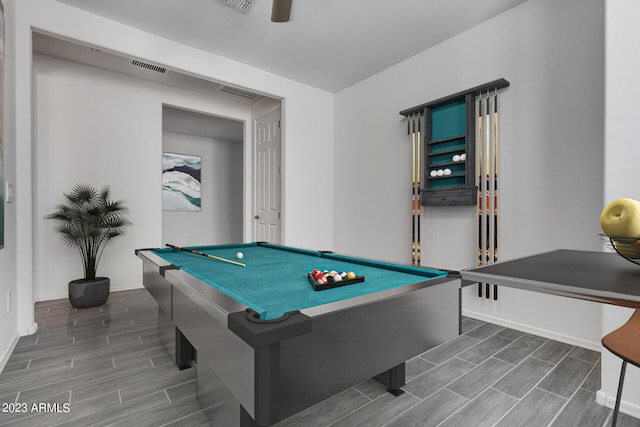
176 328 195 370
373 362 405 396
240 406 259 427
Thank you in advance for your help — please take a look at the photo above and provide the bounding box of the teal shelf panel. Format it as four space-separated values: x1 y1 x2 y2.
430 152 464 165
430 176 466 188
424 95 474 204
431 99 466 140
429 137 465 153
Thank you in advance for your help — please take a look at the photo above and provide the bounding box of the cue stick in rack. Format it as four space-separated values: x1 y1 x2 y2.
485 92 491 299
493 91 499 300
416 111 422 264
477 97 484 298
410 114 417 265
166 244 247 267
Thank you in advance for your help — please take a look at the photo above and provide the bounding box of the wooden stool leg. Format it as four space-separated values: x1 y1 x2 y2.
612 360 628 427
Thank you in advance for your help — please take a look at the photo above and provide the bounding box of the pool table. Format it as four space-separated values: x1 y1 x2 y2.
136 242 460 426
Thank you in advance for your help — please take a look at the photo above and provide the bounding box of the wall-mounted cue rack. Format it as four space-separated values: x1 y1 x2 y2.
400 78 510 206
401 78 510 298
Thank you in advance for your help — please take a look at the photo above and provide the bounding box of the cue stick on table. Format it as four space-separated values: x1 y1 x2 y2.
166 244 247 267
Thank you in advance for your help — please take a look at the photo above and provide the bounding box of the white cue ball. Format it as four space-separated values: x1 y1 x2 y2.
430 170 438 177
436 169 444 176
452 155 461 162
444 168 452 176
460 153 467 161
236 252 244 260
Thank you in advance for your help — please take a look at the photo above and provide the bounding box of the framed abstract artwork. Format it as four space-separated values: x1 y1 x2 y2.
162 152 202 211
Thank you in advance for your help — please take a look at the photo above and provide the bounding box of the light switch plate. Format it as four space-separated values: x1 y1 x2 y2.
5 182 13 203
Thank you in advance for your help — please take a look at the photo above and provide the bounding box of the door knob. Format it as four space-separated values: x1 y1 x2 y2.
254 215 260 220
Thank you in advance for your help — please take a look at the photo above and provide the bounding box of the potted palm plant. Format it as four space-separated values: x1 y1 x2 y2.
46 183 131 308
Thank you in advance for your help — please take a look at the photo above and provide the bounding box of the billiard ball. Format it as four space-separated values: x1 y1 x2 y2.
236 252 244 260
311 270 327 285
347 271 356 279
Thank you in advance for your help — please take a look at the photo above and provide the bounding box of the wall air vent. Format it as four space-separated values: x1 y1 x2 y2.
220 0 254 14
131 59 168 74
218 85 261 101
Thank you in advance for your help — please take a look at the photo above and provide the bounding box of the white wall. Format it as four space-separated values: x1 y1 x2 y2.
162 131 243 246
334 0 604 348
598 0 640 418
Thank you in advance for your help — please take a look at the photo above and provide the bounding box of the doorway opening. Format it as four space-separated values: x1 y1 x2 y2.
162 106 244 246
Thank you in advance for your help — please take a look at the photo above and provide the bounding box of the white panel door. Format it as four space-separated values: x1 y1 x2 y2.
254 108 281 243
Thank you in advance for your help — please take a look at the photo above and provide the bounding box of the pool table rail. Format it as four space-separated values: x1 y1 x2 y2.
321 252 448 278
299 273 455 318
165 267 250 318
135 248 179 276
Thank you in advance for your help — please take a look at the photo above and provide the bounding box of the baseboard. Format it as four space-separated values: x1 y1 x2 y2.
110 283 144 293
596 389 640 420
462 309 601 352
0 329 21 374
19 322 38 336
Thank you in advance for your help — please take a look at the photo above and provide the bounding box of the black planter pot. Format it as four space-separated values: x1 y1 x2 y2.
68 277 110 308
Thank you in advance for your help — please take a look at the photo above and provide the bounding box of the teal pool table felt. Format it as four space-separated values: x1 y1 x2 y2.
152 243 447 320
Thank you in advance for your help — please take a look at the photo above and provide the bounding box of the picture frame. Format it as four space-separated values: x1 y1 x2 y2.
162 152 202 211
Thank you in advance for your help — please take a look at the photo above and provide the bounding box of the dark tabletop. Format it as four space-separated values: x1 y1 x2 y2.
461 250 640 308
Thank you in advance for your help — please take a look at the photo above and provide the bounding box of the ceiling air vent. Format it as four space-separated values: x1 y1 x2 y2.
131 59 168 74
218 85 261 101
220 0 254 14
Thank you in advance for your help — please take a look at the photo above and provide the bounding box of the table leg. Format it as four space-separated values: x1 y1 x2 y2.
374 362 406 396
176 328 194 370
240 406 260 427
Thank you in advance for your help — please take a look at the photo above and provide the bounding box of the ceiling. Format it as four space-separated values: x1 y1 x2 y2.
51 0 528 93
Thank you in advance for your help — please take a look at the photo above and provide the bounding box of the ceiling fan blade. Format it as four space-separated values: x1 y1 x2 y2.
271 0 292 22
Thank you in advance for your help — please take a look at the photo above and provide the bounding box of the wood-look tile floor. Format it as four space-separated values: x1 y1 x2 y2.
0 289 638 427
